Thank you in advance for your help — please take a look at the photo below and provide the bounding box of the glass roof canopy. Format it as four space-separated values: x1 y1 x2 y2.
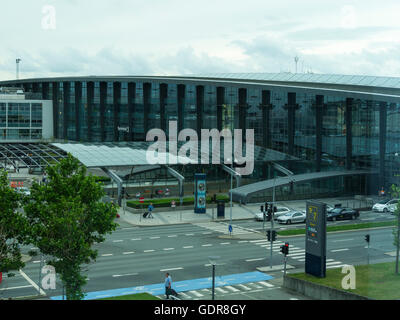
51 142 298 169
0 142 297 172
0 143 68 169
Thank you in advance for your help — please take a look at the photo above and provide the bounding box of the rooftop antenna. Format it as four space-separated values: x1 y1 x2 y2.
294 56 299 74
16 58 21 80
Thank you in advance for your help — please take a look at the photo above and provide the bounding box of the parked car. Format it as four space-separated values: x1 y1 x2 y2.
372 199 399 213
327 207 359 221
277 211 306 224
254 206 291 221
15 187 31 196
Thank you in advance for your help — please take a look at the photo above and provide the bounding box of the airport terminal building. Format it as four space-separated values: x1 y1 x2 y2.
0 73 399 203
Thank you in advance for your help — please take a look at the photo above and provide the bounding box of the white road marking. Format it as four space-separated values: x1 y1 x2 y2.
123 252 135 255
333 239 354 242
160 267 184 272
131 238 141 241
168 235 178 238
19 269 46 296
202 244 213 247
248 282 262 289
179 292 191 298
189 291 203 297
238 241 248 243
144 250 155 253
112 273 138 278
238 284 251 291
113 240 123 243
185 234 195 236
259 281 274 288
150 237 160 239
326 261 343 266
216 287 228 294
101 254 113 257
202 232 213 234
327 264 349 269
0 285 33 291
225 286 240 292
183 246 194 249
331 248 349 253
220 242 230 245
246 258 265 262
163 248 175 251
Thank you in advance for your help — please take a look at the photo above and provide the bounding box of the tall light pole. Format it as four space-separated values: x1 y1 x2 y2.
16 58 21 80
294 56 299 74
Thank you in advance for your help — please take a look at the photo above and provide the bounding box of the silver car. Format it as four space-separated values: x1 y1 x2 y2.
254 206 291 221
277 211 306 225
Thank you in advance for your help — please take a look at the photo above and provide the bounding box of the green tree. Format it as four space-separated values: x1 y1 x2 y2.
0 170 29 276
24 154 118 299
390 184 400 274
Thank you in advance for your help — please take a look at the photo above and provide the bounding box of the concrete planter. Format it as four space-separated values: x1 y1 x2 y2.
283 275 371 300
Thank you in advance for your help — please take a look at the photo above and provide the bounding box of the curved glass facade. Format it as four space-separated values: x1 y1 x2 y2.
3 75 400 197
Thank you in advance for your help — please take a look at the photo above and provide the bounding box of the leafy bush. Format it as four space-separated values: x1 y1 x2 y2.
126 194 230 209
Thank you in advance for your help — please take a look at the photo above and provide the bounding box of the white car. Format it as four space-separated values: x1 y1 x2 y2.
372 199 399 213
254 206 291 221
16 187 31 196
277 211 307 224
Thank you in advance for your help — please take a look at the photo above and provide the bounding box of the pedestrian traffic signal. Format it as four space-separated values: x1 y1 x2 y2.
365 234 370 243
280 243 289 255
260 205 264 212
272 230 277 242
267 211 272 221
267 230 271 241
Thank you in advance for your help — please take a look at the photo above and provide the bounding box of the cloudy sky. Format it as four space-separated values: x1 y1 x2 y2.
1 0 400 80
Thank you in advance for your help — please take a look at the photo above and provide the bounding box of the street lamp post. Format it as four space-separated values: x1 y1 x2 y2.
16 58 21 80
208 256 220 300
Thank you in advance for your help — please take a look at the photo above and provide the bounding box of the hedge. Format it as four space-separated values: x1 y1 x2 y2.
127 195 230 209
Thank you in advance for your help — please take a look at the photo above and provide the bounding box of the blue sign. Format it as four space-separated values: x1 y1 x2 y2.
228 225 233 234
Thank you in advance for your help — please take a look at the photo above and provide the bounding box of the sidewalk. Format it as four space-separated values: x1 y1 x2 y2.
118 196 374 227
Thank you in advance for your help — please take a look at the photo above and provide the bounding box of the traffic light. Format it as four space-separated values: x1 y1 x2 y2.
280 243 289 255
365 234 370 243
260 205 264 212
267 230 271 241
272 230 277 242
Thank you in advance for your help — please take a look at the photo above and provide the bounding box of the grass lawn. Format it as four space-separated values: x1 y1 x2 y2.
99 293 161 300
277 220 396 236
288 262 400 300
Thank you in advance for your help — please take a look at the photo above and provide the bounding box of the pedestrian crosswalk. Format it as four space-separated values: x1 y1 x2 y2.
193 222 255 235
249 239 347 269
155 280 277 300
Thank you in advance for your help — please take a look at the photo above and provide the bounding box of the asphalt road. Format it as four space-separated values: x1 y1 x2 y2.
0 214 397 300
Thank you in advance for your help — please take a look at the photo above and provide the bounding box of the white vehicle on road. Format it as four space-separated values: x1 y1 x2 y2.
277 211 306 225
372 199 399 213
254 206 291 221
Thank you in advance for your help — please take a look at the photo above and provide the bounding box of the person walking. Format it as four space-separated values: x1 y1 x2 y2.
148 203 154 218
164 273 172 299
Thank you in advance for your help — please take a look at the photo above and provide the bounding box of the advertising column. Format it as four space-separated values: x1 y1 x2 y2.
194 173 206 214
